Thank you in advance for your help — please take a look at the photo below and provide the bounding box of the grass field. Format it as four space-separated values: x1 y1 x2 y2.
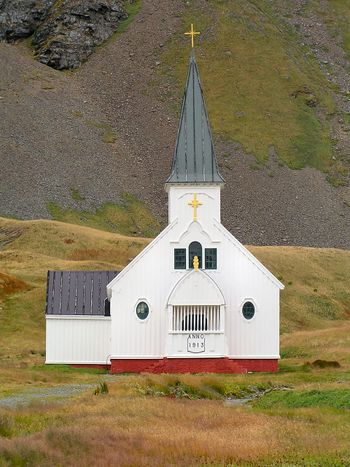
0 217 350 465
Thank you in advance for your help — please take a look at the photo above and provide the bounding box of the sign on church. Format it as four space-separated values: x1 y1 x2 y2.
187 334 205 353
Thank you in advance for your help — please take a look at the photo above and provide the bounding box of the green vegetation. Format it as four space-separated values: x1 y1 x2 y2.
84 119 117 144
47 193 161 237
70 187 85 202
255 388 350 409
99 0 142 48
119 0 142 35
136 375 272 400
33 364 106 375
160 0 336 170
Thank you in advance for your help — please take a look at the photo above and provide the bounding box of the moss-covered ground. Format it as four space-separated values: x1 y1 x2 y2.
47 192 161 238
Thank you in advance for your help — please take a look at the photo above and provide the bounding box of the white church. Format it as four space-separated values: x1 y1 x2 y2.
45 44 284 374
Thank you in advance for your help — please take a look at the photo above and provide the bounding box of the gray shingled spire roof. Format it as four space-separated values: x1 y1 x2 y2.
166 52 224 184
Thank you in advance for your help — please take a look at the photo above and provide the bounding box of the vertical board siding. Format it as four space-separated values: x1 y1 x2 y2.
46 318 111 364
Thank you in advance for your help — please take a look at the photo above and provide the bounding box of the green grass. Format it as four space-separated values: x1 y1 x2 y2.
33 365 107 375
160 0 336 171
70 188 85 202
118 0 142 35
98 0 142 49
136 375 272 400
255 388 350 409
84 120 117 144
47 193 161 237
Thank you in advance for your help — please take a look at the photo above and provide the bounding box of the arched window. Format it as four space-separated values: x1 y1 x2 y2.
189 241 202 269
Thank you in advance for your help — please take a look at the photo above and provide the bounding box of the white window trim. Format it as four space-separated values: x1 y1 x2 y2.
239 298 258 323
134 299 151 323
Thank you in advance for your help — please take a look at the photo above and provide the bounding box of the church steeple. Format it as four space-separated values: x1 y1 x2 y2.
166 51 224 185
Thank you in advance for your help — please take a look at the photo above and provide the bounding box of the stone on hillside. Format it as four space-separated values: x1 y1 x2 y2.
32 0 127 70
0 0 54 41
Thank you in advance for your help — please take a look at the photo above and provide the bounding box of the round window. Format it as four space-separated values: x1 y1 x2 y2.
242 301 255 320
136 301 149 320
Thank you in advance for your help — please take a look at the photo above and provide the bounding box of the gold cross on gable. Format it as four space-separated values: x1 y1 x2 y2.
188 193 203 221
184 23 200 49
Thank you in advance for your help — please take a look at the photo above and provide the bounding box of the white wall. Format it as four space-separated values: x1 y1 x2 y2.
46 316 111 364
108 184 281 360
167 185 221 225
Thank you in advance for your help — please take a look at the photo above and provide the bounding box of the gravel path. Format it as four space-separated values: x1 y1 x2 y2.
0 384 95 408
0 375 121 408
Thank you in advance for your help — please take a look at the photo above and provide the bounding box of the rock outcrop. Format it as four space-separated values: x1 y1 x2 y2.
0 0 128 69
0 0 54 41
32 1 127 69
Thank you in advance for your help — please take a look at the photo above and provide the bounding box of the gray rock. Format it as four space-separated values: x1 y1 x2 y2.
0 0 128 69
32 0 127 69
0 0 54 41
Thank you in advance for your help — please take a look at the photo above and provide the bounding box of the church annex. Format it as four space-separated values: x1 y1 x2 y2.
45 39 284 374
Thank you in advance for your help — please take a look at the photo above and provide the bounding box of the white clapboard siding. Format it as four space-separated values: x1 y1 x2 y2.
46 316 111 364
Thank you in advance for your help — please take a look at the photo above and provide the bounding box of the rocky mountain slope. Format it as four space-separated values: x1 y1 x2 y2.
0 0 350 248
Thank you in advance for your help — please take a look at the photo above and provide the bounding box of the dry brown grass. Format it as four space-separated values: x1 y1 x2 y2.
1 378 350 466
0 272 29 299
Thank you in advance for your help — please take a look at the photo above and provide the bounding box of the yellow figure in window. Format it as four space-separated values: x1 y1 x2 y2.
193 255 199 271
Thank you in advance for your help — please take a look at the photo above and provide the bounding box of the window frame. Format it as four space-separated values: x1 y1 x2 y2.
205 248 217 269
189 241 203 269
240 299 257 322
174 248 187 270
134 299 151 322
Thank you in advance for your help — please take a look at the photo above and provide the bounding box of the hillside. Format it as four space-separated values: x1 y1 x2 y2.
1 216 350 465
0 0 350 248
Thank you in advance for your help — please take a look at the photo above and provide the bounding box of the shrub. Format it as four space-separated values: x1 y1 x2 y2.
0 413 14 437
94 382 109 395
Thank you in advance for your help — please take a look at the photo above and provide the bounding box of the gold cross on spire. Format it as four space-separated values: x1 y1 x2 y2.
188 193 203 221
185 23 200 48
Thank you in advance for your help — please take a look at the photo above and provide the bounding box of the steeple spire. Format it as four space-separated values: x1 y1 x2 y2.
166 52 224 184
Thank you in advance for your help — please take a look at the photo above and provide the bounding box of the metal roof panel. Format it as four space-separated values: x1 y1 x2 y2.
46 270 119 316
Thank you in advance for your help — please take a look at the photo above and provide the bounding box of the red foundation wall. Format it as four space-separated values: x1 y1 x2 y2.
109 358 278 374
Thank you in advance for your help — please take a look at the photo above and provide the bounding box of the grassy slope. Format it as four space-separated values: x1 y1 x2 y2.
160 0 340 170
1 217 350 465
47 192 161 238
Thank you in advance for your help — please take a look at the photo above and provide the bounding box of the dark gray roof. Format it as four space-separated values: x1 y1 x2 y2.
167 52 224 184
45 271 119 316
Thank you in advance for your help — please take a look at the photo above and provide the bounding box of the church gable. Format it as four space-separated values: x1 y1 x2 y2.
167 269 225 306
